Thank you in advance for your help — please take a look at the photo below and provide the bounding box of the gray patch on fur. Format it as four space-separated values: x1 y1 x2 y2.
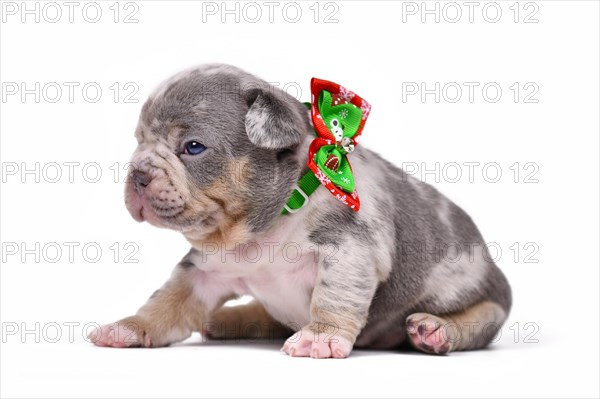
180 248 200 269
308 206 374 247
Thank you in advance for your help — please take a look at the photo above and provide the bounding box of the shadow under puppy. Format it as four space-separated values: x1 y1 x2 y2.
90 64 512 358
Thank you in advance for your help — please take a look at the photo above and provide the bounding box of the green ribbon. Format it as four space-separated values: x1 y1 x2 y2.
314 91 363 193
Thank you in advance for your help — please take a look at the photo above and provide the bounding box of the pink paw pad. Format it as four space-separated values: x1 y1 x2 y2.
406 313 453 355
88 323 143 348
281 328 353 359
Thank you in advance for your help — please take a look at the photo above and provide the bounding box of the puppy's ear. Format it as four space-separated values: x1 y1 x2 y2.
245 88 308 150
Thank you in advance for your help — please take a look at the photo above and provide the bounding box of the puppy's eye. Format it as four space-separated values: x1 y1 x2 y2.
184 141 206 155
330 118 339 127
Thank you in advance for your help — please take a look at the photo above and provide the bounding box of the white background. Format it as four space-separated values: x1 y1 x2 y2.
1 1 599 398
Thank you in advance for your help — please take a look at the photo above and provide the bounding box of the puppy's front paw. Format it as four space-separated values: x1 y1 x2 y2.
281 326 353 359
88 316 169 348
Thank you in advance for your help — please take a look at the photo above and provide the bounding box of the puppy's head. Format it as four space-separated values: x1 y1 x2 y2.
124 64 311 243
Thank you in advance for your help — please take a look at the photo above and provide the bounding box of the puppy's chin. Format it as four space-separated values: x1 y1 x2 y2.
125 193 174 228
125 189 146 223
124 182 219 239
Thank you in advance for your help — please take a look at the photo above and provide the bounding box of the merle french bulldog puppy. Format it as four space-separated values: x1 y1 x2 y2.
89 64 511 357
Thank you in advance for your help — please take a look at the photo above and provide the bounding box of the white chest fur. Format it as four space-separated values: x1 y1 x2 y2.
188 217 320 328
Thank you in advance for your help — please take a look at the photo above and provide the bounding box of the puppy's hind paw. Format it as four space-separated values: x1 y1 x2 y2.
406 313 454 355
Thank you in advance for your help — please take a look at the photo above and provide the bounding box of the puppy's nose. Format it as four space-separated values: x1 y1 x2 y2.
131 170 151 191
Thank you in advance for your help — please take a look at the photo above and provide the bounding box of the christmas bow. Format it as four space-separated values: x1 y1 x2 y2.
307 78 371 211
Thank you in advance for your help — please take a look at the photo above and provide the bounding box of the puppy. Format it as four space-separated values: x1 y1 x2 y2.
90 64 511 357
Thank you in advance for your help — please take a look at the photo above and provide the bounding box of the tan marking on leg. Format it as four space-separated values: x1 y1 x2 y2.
206 301 292 339
309 308 364 344
114 271 209 347
445 300 507 351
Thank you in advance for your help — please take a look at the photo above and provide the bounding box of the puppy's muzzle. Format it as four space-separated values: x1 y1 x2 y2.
125 167 186 223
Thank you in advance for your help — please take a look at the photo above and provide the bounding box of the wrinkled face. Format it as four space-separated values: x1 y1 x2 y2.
124 65 311 244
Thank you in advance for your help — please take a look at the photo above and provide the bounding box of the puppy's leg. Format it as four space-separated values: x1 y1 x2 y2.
204 300 292 340
89 256 235 348
406 301 507 355
281 252 380 359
